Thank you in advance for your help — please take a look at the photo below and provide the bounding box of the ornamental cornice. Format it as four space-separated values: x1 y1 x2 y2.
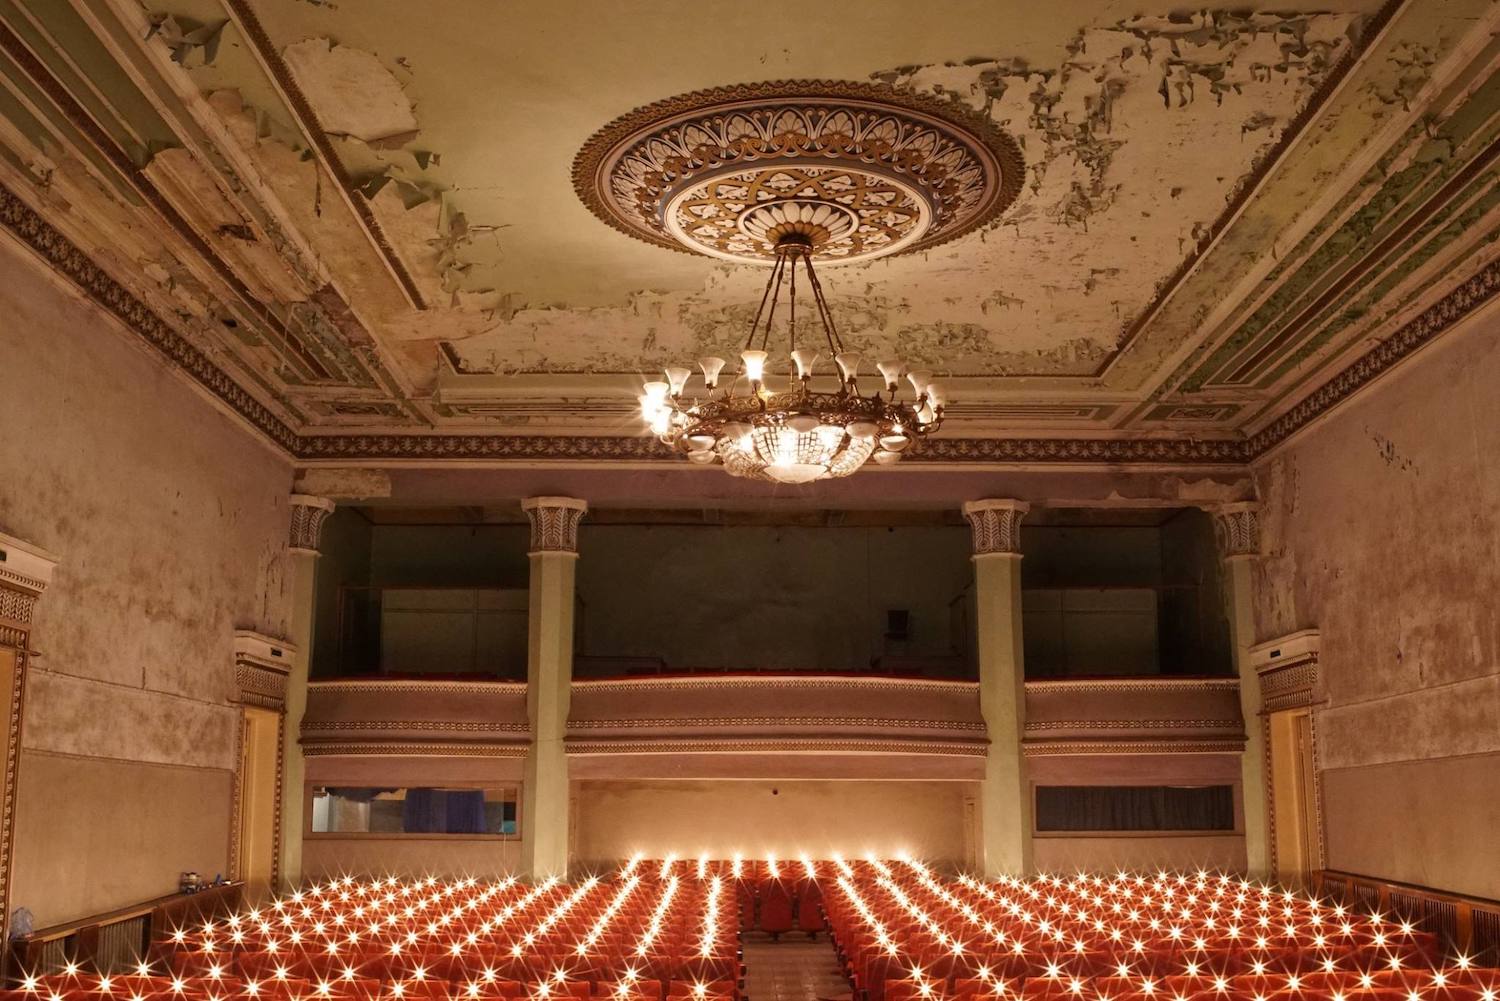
303 720 529 734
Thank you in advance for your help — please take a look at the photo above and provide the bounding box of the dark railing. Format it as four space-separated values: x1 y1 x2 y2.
1313 870 1500 964
7 882 242 980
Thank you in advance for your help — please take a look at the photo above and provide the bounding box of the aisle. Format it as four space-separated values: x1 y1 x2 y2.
741 932 852 1001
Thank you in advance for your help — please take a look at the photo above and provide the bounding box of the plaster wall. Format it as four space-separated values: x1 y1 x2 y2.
1253 314 1500 900
572 779 971 864
0 244 294 924
302 838 522 880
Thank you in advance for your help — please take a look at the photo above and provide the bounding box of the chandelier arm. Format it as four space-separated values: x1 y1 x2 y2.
804 252 845 360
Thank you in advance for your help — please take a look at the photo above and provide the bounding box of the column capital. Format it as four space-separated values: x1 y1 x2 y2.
0 531 58 649
522 496 588 555
1213 501 1260 562
288 494 336 556
962 499 1030 557
232 630 296 711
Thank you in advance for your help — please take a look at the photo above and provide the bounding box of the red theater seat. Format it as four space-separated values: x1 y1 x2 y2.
758 882 794 936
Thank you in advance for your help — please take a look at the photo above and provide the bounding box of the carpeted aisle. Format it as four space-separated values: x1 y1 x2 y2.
741 932 852 1001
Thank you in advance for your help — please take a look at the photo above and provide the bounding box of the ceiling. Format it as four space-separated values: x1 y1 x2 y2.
0 0 1496 469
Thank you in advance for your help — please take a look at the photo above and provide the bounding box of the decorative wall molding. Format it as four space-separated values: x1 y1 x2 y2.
308 678 528 695
1213 502 1260 561
570 675 979 695
301 741 528 758
232 630 295 711
564 738 986 757
569 715 986 733
1023 739 1246 757
302 719 529 734
962 499 1029 557
521 496 588 554
1025 718 1242 732
288 495 336 556
1024 677 1241 694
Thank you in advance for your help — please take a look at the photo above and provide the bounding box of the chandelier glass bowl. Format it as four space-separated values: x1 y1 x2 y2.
639 236 944 483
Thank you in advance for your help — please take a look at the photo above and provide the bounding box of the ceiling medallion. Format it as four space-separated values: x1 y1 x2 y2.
573 80 1024 265
639 234 943 484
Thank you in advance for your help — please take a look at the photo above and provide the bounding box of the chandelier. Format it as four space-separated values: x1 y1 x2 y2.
638 233 944 484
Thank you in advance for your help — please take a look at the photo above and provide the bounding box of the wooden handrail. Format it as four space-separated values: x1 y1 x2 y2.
6 882 243 981
1313 869 1500 961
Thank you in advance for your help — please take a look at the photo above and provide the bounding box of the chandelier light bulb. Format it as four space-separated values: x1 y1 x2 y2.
877 360 904 390
791 349 819 380
698 356 726 389
907 370 932 398
665 367 691 397
643 381 669 404
740 350 769 384
835 353 861 385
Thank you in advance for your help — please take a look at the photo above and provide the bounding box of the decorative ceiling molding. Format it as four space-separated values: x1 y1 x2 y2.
572 80 1024 265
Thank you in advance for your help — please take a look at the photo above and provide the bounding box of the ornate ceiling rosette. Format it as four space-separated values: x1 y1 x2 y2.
573 80 1024 265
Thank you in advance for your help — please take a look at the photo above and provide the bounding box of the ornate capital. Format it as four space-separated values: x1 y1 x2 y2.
1250 630 1321 713
962 499 1029 557
522 497 589 555
1213 501 1260 561
233 631 295 711
288 494 335 556
0 532 58 649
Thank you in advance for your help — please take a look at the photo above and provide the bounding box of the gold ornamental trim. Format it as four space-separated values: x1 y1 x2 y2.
565 738 986 756
307 678 528 695
569 716 985 732
1024 677 1241 694
301 741 528 758
1023 739 1246 756
570 675 979 695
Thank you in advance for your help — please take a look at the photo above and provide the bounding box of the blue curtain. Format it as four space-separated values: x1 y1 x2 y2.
402 788 486 834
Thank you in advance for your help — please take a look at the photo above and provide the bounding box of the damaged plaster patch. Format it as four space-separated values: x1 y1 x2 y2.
448 10 1359 378
282 38 418 144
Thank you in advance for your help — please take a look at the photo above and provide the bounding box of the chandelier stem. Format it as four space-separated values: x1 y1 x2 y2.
802 251 845 361
788 246 799 371
757 251 788 358
745 248 784 356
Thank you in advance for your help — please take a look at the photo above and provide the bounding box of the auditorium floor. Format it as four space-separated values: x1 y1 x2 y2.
742 932 852 1001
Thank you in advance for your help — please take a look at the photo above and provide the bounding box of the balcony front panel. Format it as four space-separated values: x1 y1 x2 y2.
567 674 987 779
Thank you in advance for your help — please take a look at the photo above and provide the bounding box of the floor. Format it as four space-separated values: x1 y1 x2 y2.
741 932 852 1001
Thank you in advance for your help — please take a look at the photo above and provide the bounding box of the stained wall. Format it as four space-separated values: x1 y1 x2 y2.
572 779 971 864
1253 312 1500 899
0 245 295 924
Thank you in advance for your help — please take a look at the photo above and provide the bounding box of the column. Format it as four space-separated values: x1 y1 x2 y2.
520 496 587 879
1214 501 1270 878
280 494 334 891
962 499 1031 877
